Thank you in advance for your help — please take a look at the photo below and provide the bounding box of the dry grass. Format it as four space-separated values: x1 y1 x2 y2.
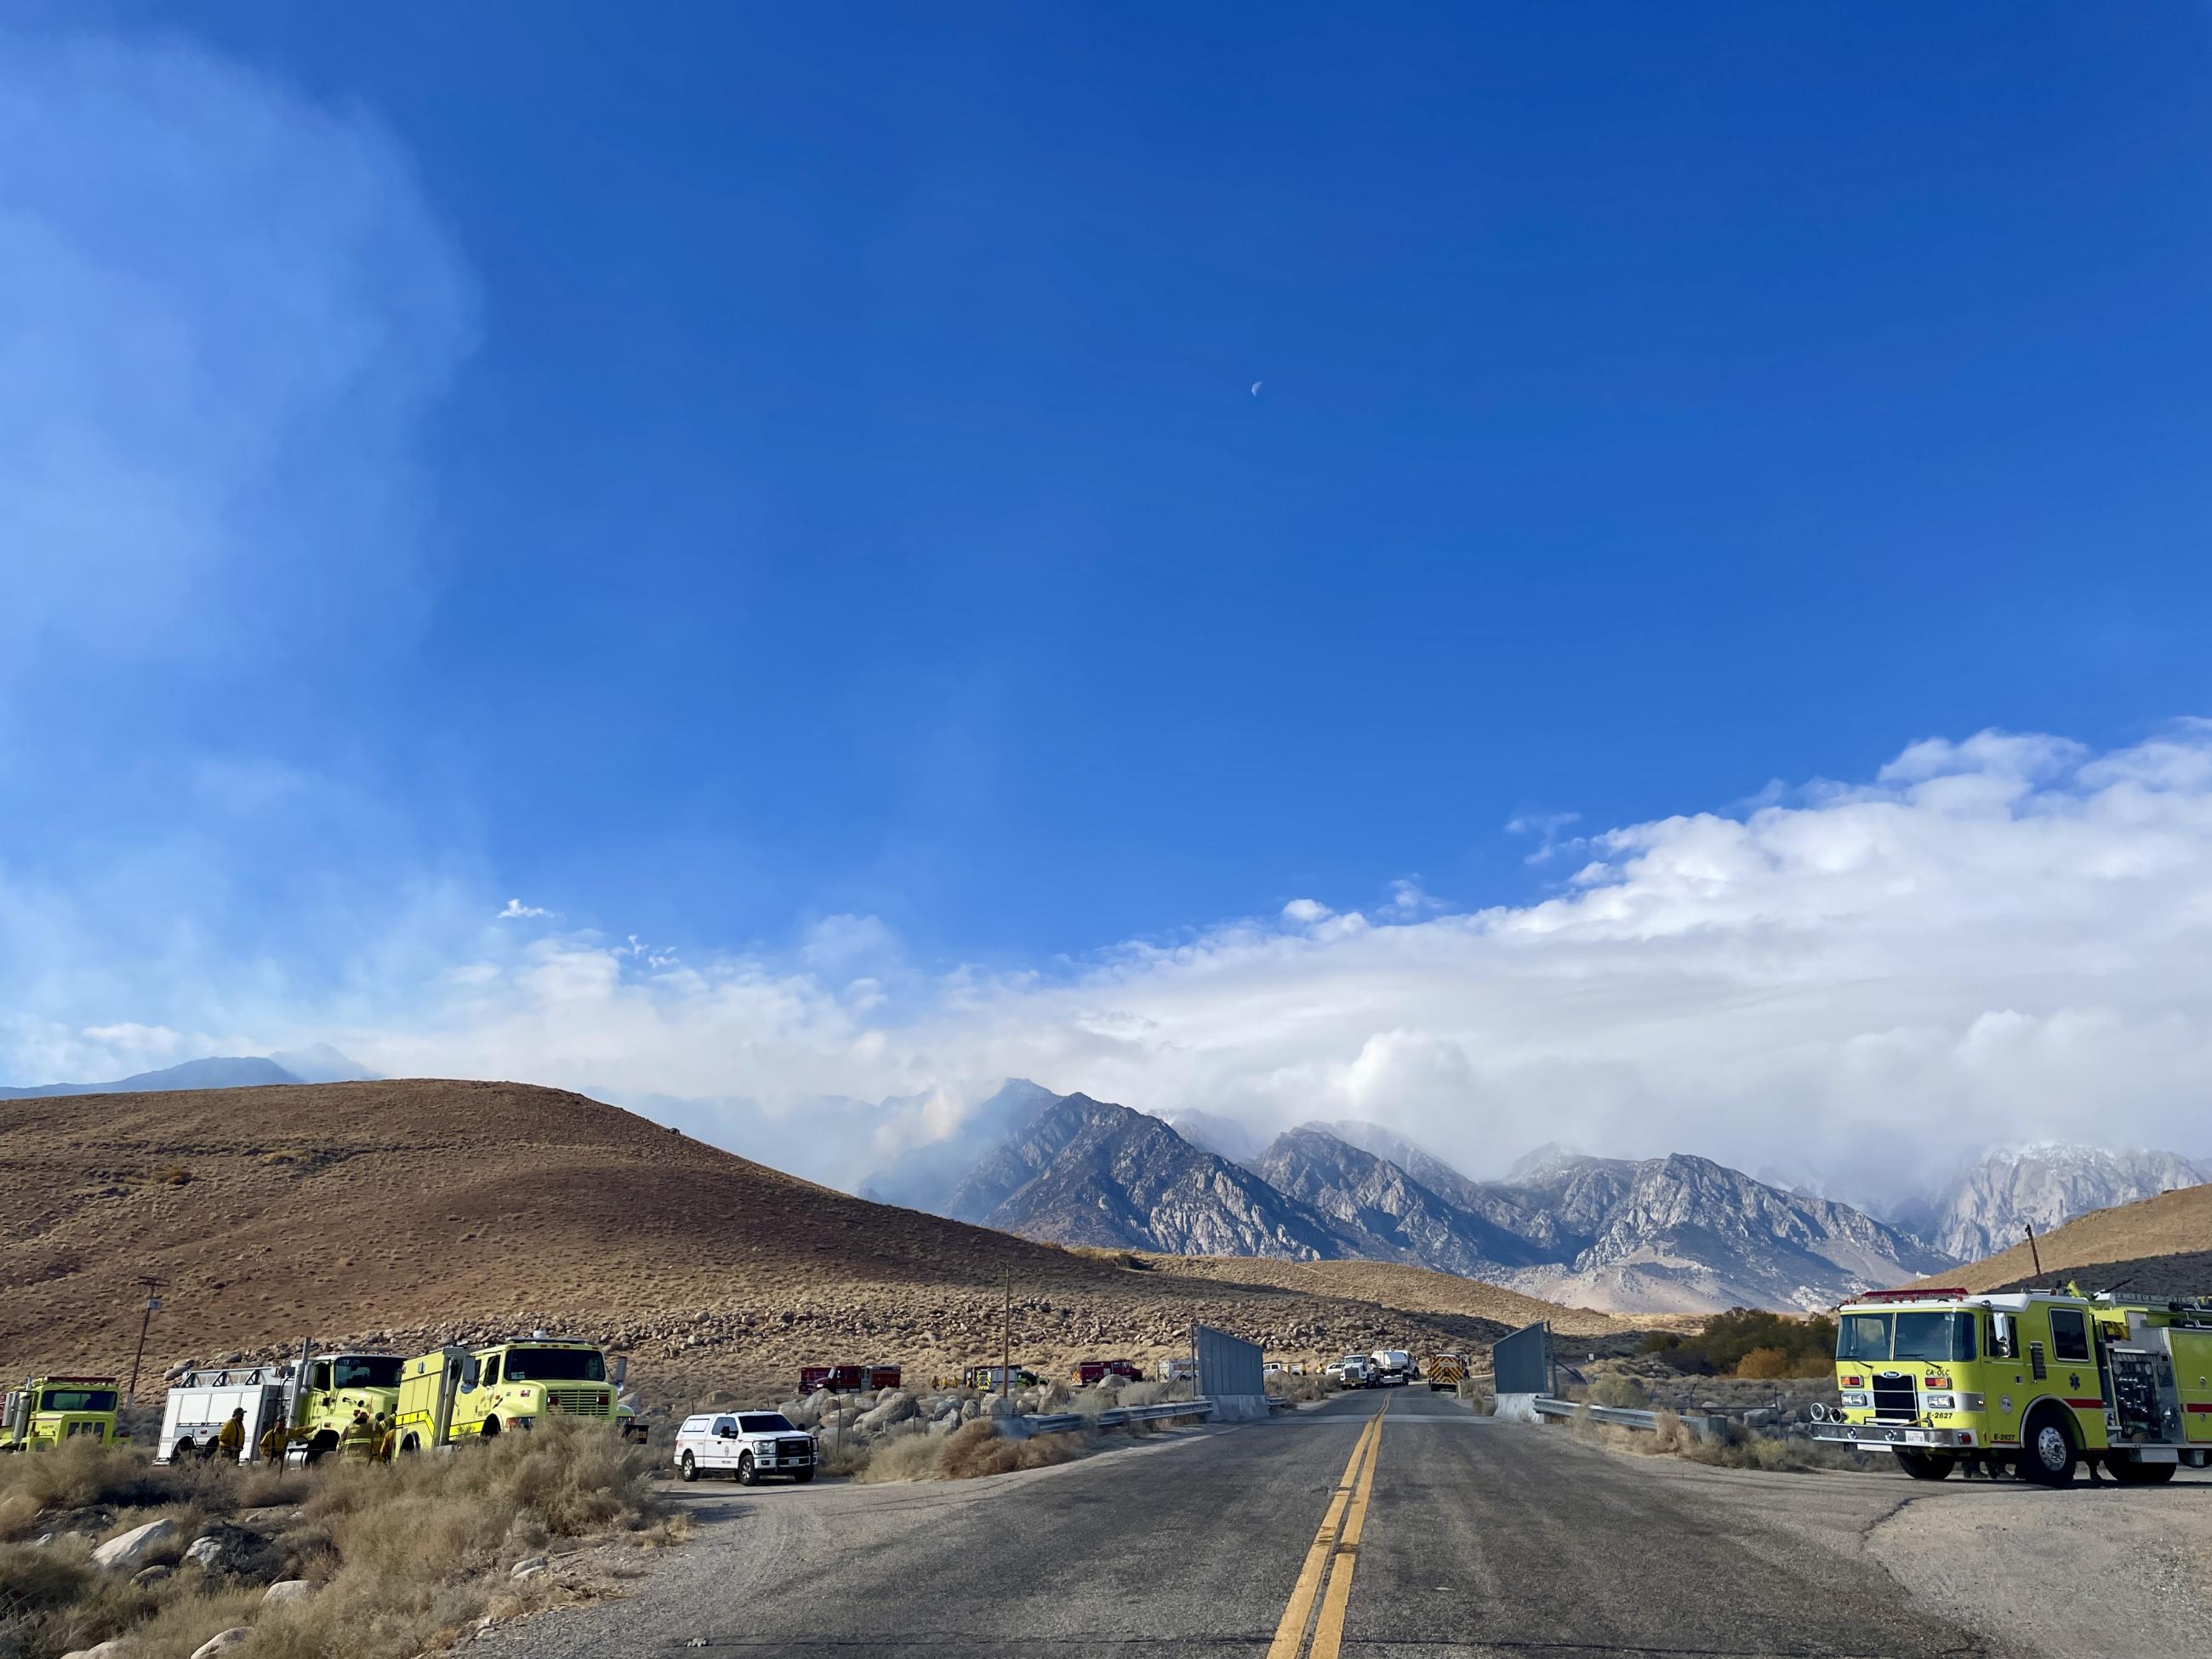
1567 1408 1865 1473
0 1420 661 1659
845 1421 1090 1485
0 1439 312 1548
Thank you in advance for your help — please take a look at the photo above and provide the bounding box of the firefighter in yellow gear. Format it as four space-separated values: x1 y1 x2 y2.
256 1420 288 1463
216 1408 247 1459
372 1413 396 1463
339 1408 375 1462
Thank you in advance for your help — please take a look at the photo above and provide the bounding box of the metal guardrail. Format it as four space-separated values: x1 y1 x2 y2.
1530 1395 1727 1443
1020 1398 1215 1434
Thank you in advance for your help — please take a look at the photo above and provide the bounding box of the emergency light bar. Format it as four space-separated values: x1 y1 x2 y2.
1852 1287 1970 1303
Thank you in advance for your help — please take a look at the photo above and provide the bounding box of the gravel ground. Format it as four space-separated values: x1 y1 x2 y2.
1869 1470 2212 1659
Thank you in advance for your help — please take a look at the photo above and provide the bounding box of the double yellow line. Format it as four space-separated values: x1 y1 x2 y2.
1266 1397 1385 1659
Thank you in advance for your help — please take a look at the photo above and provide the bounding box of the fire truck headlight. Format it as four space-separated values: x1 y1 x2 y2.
1923 1392 1957 1411
1839 1391 1870 1410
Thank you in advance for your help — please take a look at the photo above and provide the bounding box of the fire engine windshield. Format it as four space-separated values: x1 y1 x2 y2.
1837 1310 1976 1363
504 1348 606 1382
332 1357 402 1391
40 1388 117 1413
1837 1314 1891 1362
1893 1311 1976 1362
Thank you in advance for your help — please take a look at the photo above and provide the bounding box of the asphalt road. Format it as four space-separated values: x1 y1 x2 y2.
478 1391 2049 1658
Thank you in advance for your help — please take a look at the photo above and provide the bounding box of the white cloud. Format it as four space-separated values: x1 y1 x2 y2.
9 720 2212 1203
498 900 550 920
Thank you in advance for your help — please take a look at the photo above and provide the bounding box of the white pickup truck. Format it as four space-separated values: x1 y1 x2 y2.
673 1411 817 1485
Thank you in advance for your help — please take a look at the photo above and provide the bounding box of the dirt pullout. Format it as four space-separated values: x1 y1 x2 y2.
0 1079 1599 1396
1869 1476 2212 1658
1939 1183 2212 1293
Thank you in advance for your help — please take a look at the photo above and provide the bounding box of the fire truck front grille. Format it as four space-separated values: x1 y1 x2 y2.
546 1390 609 1417
1871 1375 1918 1422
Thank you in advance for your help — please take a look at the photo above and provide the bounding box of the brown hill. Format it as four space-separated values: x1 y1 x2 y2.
1937 1183 2212 1297
0 1080 1616 1400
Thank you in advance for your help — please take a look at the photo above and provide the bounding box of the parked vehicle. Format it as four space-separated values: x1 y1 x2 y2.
1422 1352 1468 1393
1325 1355 1374 1388
674 1411 816 1485
1073 1359 1142 1386
3 1376 120 1452
798 1365 903 1394
394 1331 625 1451
1371 1349 1415 1387
157 1343 403 1465
1157 1357 1198 1383
1815 1285 2212 1484
961 1364 1041 1390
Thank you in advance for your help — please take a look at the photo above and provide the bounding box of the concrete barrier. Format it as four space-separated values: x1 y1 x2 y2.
1493 1392 1544 1424
1207 1394 1269 1422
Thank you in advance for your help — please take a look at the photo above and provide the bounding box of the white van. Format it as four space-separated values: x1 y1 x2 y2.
672 1411 816 1485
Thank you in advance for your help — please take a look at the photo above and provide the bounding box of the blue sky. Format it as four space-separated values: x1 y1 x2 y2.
5 8 2212 1191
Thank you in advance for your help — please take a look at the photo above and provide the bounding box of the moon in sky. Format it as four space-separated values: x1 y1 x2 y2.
1251 381 1263 396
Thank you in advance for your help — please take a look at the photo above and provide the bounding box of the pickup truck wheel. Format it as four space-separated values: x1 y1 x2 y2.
2019 1406 2078 1486
679 1451 697 1483
736 1452 757 1486
792 1467 815 1484
1893 1450 1954 1481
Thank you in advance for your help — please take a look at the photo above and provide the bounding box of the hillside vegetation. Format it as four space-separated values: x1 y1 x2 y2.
0 1080 1600 1398
1132 1254 1633 1338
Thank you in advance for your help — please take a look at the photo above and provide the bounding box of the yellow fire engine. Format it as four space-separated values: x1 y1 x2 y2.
394 1332 625 1451
2 1376 121 1451
1814 1285 2212 1485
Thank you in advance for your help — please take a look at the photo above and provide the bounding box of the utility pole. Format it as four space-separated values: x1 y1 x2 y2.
2025 1222 2044 1281
1000 1280 1012 1401
126 1277 165 1405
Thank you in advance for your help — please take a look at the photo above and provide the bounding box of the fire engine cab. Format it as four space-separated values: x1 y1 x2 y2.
1813 1286 2212 1485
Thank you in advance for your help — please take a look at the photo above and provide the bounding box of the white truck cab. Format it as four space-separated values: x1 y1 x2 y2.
673 1411 816 1485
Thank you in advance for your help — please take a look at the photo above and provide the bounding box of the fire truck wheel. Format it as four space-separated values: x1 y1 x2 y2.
481 1417 501 1440
1893 1450 1954 1480
2019 1406 2078 1486
679 1451 698 1482
736 1452 758 1486
2107 1458 2176 1485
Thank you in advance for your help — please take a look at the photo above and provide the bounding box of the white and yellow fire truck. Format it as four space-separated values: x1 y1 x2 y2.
1813 1285 2212 1485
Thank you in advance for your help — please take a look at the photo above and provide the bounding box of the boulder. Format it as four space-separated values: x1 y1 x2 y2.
979 1394 1016 1420
263 1579 317 1605
184 1522 282 1584
93 1517 179 1572
510 1554 550 1580
189 1632 251 1659
60 1642 134 1658
131 1565 174 1588
855 1391 916 1434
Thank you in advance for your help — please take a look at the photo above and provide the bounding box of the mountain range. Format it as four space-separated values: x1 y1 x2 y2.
0 1044 378 1100
1900 1144 2207 1263
885 1083 1953 1312
869 1083 2211 1313
9 1050 2198 1312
